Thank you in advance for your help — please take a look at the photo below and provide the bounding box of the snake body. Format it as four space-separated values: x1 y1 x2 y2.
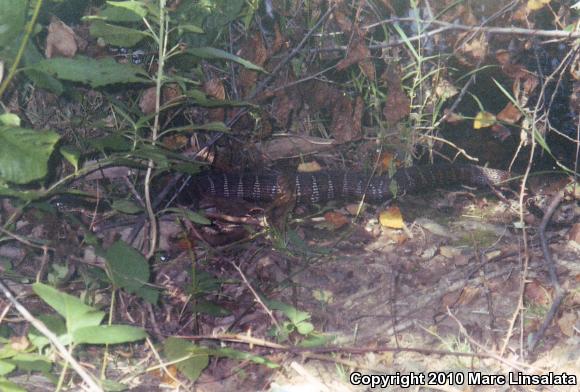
192 164 511 204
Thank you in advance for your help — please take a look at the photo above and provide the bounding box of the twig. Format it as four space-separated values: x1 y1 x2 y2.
0 278 102 392
231 261 281 331
528 188 568 352
447 309 528 372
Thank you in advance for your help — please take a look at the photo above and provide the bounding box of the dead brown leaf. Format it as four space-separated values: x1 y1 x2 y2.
332 8 353 32
382 68 410 124
557 311 578 337
491 124 513 142
496 102 522 124
239 33 268 95
324 211 349 229
524 279 551 306
203 78 225 100
45 17 78 58
331 95 363 143
337 36 375 80
455 33 488 66
139 87 157 115
568 223 580 244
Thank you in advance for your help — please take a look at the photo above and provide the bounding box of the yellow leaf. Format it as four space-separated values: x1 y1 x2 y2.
379 206 404 229
297 161 322 172
527 0 550 11
473 111 496 129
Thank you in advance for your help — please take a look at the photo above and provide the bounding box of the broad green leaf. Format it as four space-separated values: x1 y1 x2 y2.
163 337 209 382
60 145 80 172
134 284 159 304
24 68 64 95
0 0 26 48
0 379 26 392
33 57 150 88
90 20 149 47
164 207 210 225
32 283 105 333
0 113 20 127
28 314 66 350
72 325 146 345
105 240 149 293
8 353 51 373
0 360 16 376
267 300 310 326
89 134 132 153
107 1 148 18
0 127 60 184
187 47 266 72
112 199 143 214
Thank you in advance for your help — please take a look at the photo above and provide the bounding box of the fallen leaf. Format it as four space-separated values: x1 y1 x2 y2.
496 102 522 124
203 79 225 100
524 279 551 306
491 124 513 141
379 206 404 229
298 161 322 173
473 111 496 129
568 223 580 244
324 211 349 229
382 68 410 124
444 110 465 123
139 87 157 114
456 286 481 305
557 311 578 337
45 17 78 58
495 49 511 66
435 79 459 100
527 0 551 11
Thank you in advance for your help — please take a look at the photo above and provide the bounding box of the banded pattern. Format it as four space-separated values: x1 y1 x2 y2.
192 164 511 204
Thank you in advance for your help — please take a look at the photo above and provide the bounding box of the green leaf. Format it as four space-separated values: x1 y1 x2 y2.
60 145 80 172
0 379 26 392
0 127 60 184
191 301 231 317
0 360 16 376
0 0 26 48
24 68 64 95
209 347 279 368
186 47 266 72
28 314 67 350
90 20 149 47
32 283 105 333
163 337 209 382
178 24 204 34
89 134 132 153
33 57 150 88
106 1 148 18
105 240 149 293
0 113 20 127
164 207 210 225
8 353 52 373
190 121 230 132
267 300 314 335
72 325 147 345
112 199 143 214
134 284 159 304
